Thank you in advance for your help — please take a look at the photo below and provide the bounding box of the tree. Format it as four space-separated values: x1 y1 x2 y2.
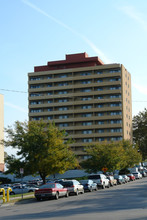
3 120 78 183
80 140 142 174
133 108 147 160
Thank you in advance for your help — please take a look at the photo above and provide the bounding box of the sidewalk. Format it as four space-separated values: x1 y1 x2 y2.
0 194 35 207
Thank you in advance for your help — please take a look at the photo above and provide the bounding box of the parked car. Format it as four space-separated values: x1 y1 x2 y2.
107 176 117 186
114 175 125 184
10 185 39 195
140 171 147 177
132 172 142 179
122 175 130 183
88 174 110 189
58 180 84 195
35 183 68 201
79 180 98 192
127 173 136 181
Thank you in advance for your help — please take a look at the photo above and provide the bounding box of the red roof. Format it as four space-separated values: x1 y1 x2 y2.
34 52 104 72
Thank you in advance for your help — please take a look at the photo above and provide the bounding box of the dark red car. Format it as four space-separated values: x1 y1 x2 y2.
35 183 69 201
127 174 135 181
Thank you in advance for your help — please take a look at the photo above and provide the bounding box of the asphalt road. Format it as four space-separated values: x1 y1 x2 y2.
0 177 147 220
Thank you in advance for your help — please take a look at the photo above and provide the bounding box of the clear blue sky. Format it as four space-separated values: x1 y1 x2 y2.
1 0 147 154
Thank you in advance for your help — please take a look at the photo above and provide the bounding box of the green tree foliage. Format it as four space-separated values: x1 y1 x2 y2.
80 140 142 174
133 108 147 160
4 120 78 183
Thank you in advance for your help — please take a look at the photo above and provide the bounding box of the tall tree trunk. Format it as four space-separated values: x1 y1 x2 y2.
39 171 46 184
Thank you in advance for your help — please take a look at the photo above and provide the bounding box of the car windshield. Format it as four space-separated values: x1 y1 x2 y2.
80 180 88 184
88 175 100 179
61 181 73 187
39 183 55 189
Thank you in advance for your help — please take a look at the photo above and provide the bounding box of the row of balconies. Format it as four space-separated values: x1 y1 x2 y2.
29 106 122 115
28 71 121 84
28 80 121 93
29 90 122 101
29 98 122 109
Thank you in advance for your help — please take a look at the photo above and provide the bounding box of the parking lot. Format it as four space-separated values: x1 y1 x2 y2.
0 177 147 220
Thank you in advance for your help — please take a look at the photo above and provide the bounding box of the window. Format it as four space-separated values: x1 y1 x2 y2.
47 84 52 87
111 137 122 141
48 116 53 120
58 91 67 94
111 128 122 133
58 123 68 127
48 100 53 103
98 121 104 125
82 113 92 117
59 74 67 78
30 101 42 105
82 122 92 126
48 92 52 95
97 104 103 108
30 109 42 113
30 85 41 89
97 113 104 116
83 138 93 143
82 105 92 109
110 103 121 107
32 117 42 121
30 77 41 81
110 120 122 124
81 88 92 92
58 99 68 103
80 72 91 76
81 80 91 84
110 95 121 98
109 78 121 82
97 96 103 99
97 129 104 133
96 71 103 74
47 76 52 79
58 82 68 86
98 137 105 141
81 97 92 101
59 115 68 119
30 93 41 97
97 88 103 91
82 130 92 134
48 108 53 111
97 79 103 82
109 69 121 73
58 107 68 111
110 111 122 115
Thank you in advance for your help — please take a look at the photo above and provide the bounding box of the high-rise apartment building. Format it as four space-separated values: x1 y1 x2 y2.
28 53 132 160
0 94 4 172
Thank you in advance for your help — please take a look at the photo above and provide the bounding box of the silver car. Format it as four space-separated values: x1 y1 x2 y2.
10 185 39 195
59 180 84 195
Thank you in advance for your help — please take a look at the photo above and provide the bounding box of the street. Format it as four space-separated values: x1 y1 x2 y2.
0 177 147 220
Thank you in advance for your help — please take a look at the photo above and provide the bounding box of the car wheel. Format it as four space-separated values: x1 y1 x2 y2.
10 192 15 195
75 189 79 196
89 187 92 192
65 191 69 198
55 192 59 200
102 183 105 189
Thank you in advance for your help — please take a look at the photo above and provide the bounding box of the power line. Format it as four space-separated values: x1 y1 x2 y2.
0 89 27 93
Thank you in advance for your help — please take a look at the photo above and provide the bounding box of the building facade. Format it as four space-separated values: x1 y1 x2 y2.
0 94 4 171
28 53 132 161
